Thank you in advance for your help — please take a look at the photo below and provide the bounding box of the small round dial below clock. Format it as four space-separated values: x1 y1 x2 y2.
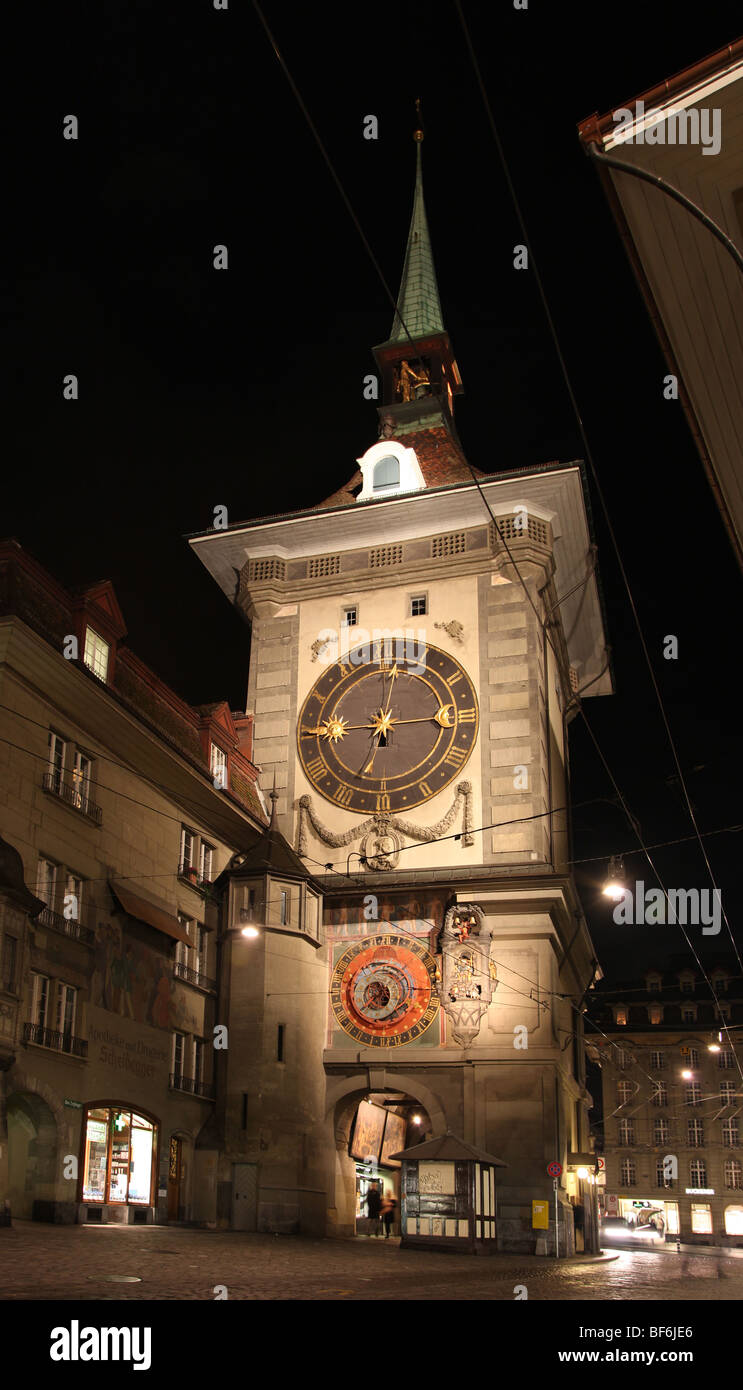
297 640 478 813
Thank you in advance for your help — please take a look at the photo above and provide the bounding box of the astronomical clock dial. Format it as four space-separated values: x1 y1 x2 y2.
297 640 478 812
331 934 440 1047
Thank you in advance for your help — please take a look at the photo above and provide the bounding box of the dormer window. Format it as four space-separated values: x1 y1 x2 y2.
84 627 110 682
647 974 662 993
210 742 228 789
373 456 400 491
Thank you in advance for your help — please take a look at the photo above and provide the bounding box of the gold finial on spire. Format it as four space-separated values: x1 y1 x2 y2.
414 97 424 143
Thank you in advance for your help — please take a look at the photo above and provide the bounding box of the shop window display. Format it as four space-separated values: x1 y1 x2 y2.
82 1106 157 1206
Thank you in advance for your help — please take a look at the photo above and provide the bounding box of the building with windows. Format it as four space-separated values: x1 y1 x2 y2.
0 540 265 1225
587 962 743 1246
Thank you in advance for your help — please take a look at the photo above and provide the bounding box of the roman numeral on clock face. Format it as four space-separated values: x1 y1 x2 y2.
448 671 463 685
458 708 476 723
306 756 326 780
443 745 467 768
418 781 432 798
334 785 354 806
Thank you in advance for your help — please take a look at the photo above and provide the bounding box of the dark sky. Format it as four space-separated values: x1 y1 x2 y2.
7 1 743 980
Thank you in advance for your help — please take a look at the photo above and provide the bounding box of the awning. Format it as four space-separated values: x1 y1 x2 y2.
109 882 192 945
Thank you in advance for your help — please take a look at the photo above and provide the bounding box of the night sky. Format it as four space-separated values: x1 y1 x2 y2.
7 2 743 982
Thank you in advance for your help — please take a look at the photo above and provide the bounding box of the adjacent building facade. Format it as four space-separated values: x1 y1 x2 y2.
0 540 265 1225
587 963 743 1246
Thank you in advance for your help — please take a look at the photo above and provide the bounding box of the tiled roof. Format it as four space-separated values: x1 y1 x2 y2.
315 428 487 510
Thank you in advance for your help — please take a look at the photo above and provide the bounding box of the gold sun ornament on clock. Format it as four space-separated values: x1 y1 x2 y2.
297 640 479 813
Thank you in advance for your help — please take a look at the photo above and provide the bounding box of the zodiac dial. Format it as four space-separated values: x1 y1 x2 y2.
297 640 478 813
331 934 440 1047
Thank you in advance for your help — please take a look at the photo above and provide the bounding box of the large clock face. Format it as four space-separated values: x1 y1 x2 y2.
331 934 440 1047
297 640 478 813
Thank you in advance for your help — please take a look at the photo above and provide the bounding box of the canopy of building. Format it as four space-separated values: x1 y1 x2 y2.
109 881 192 944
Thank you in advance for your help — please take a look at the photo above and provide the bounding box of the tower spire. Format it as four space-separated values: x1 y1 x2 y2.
388 100 445 344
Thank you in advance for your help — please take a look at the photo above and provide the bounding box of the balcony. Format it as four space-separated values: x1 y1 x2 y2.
169 1073 215 1100
42 772 102 826
23 1022 88 1058
173 961 216 993
35 904 95 946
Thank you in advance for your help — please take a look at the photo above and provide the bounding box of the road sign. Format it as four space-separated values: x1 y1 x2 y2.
604 1194 619 1216
547 1161 562 1177
597 1157 605 1171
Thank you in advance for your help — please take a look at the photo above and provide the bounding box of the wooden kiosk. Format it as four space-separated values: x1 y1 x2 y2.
390 1132 507 1254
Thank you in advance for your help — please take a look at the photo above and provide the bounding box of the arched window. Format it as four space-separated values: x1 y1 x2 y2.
373 456 400 491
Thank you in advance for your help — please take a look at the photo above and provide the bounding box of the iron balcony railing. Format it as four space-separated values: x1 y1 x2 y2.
23 1022 88 1058
42 772 102 825
173 960 216 992
35 904 95 946
169 1072 215 1099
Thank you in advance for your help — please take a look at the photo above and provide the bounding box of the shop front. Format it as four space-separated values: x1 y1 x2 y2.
79 1104 159 1223
351 1098 405 1235
617 1196 679 1236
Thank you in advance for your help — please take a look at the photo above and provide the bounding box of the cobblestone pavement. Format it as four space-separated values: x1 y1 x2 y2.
1 1222 742 1300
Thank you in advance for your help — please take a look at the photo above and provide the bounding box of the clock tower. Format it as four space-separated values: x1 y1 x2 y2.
191 127 611 1251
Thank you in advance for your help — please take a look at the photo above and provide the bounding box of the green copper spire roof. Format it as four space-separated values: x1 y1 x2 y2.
388 137 445 344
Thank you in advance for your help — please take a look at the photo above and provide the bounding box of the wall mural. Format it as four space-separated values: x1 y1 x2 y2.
92 922 200 1034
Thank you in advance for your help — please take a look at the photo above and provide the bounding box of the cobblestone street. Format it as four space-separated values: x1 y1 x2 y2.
1 1222 743 1300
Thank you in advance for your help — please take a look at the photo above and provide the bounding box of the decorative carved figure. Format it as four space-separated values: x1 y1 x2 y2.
439 903 495 1047
434 620 464 644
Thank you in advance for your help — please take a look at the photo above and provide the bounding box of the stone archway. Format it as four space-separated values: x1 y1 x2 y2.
7 1091 59 1221
325 1072 448 1238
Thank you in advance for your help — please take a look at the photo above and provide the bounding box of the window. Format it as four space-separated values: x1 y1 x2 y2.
650 1051 666 1070
37 858 57 909
372 455 400 490
55 984 77 1050
1 934 18 992
410 594 427 617
64 873 83 923
617 1081 633 1104
648 1004 663 1025
83 627 110 681
82 1107 156 1206
646 974 662 993
719 1051 736 1070
717 1003 731 1021
618 1119 635 1145
71 751 92 808
725 1203 743 1233
615 1047 629 1068
193 1037 204 1085
686 1048 700 1068
210 743 227 789
199 841 214 883
688 1120 704 1148
32 973 50 1028
194 925 207 978
714 975 729 993
720 1082 736 1106
685 1083 702 1107
653 1118 669 1144
725 1160 743 1190
690 1203 712 1234
651 1082 667 1108
682 1006 697 1023
48 731 66 793
279 889 288 926
620 1159 636 1187
342 606 358 627
656 1160 671 1188
722 1119 739 1147
175 938 189 969
690 1159 707 1187
615 1008 628 1027
277 1023 285 1063
179 827 194 874
680 976 695 994
172 1032 186 1082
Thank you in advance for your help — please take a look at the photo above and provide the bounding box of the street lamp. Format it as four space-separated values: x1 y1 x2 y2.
602 856 627 901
